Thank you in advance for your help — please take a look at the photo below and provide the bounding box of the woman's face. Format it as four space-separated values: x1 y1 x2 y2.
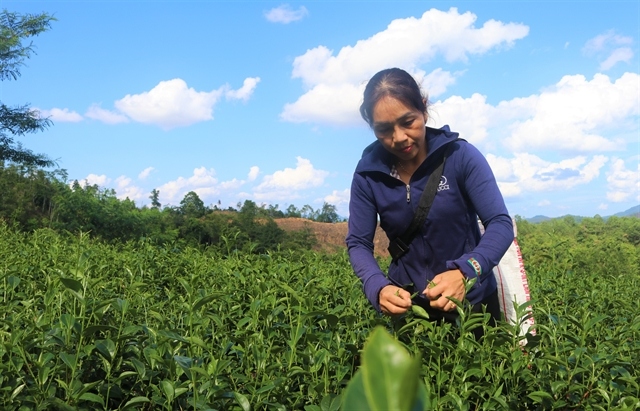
372 95 427 164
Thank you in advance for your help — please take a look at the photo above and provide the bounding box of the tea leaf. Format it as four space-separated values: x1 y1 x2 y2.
233 391 251 411
123 396 151 409
79 393 104 406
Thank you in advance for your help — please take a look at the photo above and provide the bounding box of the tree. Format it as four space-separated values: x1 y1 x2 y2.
285 204 301 218
149 188 161 209
179 191 205 218
316 202 340 223
0 10 56 167
300 204 315 220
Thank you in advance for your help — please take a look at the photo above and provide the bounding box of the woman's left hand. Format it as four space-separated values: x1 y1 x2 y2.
422 269 466 312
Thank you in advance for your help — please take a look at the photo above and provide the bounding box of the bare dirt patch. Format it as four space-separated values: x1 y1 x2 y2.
275 218 389 258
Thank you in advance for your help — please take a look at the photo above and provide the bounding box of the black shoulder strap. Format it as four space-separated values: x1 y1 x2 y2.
387 141 456 260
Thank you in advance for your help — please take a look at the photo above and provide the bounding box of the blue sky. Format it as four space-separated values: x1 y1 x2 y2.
6 0 639 218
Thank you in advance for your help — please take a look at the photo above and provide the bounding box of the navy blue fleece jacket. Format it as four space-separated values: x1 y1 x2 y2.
346 126 513 312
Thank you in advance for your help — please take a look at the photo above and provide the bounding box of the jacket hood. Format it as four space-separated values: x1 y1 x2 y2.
356 125 460 175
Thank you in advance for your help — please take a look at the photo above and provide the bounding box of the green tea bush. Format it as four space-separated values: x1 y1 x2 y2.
0 217 638 410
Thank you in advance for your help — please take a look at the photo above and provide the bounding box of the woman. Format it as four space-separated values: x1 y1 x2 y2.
346 68 513 327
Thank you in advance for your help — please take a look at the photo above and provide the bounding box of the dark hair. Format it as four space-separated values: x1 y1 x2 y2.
359 68 428 127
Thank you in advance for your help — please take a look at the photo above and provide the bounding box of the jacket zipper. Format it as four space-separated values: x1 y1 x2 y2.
406 184 411 203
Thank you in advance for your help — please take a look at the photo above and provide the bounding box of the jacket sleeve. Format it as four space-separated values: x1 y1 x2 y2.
445 143 513 280
345 172 391 311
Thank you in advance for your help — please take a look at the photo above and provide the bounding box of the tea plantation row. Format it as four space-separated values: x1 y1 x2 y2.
0 218 638 410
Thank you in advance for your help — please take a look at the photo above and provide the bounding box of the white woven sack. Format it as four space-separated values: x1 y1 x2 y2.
479 218 534 337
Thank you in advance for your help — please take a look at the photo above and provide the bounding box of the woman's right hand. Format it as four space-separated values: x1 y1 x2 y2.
379 285 412 315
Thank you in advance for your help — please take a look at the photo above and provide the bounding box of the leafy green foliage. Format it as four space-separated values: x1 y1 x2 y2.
0 216 638 409
0 166 321 252
0 9 56 167
343 326 427 411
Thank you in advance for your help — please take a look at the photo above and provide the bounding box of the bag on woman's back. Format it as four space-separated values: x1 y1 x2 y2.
480 218 534 338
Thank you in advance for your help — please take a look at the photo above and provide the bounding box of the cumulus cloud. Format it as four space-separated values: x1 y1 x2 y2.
157 167 220 202
253 157 329 200
225 77 261 102
114 176 146 201
606 158 640 202
282 83 364 125
37 107 83 122
282 7 528 125
248 166 260 181
218 179 244 191
264 4 309 24
419 68 459 99
77 173 110 187
486 153 608 197
85 104 129 124
429 93 493 143
110 77 259 130
505 73 638 152
114 79 225 130
583 30 634 70
75 173 147 202
428 72 640 153
138 167 155 180
324 189 350 206
154 167 250 205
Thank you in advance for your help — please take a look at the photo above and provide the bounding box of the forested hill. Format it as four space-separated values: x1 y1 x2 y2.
1 163 639 256
0 164 341 253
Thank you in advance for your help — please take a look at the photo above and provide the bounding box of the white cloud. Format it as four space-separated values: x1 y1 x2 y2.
600 47 634 70
598 203 609 210
248 166 260 181
429 93 492 143
85 104 129 124
583 31 634 71
486 153 608 197
37 107 83 122
138 167 155 180
537 199 550 206
281 82 364 125
428 72 639 153
606 158 640 202
111 78 259 129
583 30 633 54
114 176 145 201
283 7 528 125
225 77 261 102
264 4 309 24
418 68 459 98
505 73 638 152
114 79 225 130
253 157 329 200
219 179 244 191
153 167 251 205
81 78 259 129
157 167 220 203
78 173 110 187
75 173 144 201
324 189 350 206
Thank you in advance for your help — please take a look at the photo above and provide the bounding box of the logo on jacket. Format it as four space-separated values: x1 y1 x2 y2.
438 175 450 192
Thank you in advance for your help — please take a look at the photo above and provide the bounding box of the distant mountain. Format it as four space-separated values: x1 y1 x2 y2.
526 205 640 223
613 205 640 218
527 215 551 223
